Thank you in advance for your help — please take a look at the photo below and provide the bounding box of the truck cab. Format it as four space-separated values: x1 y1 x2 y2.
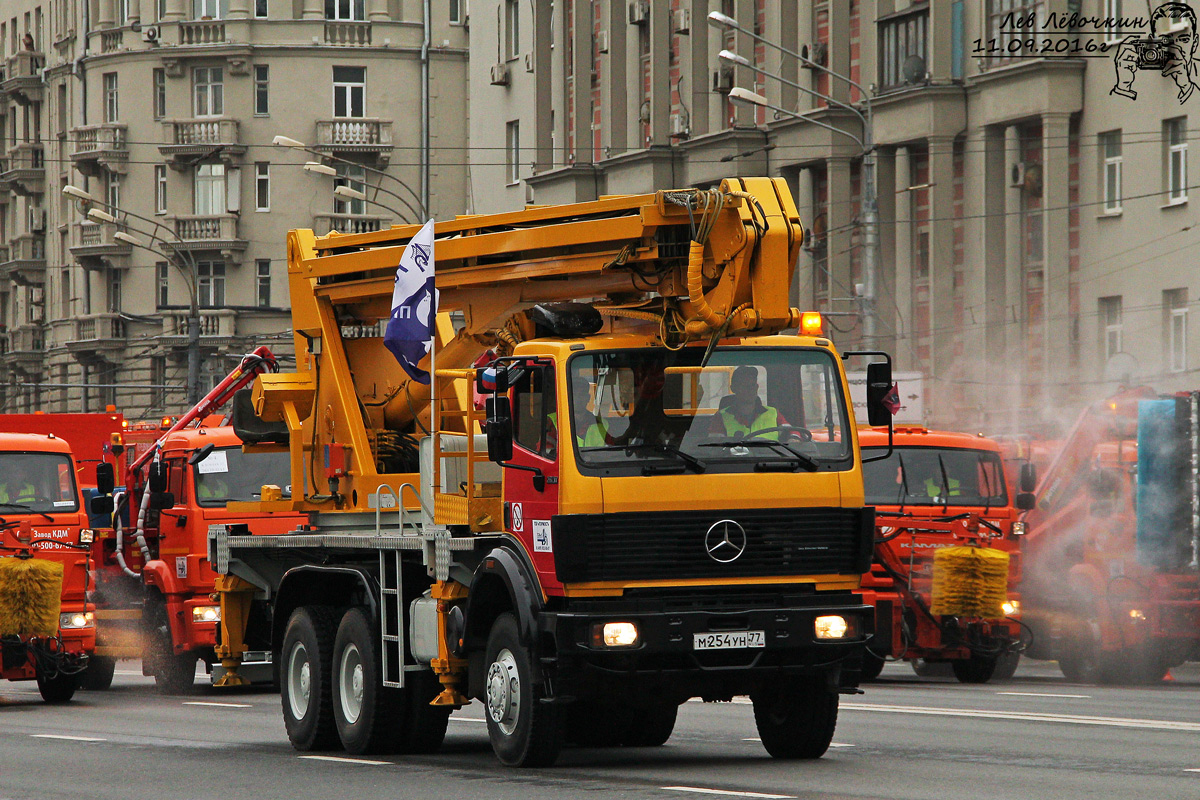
855 426 1028 683
0 433 95 702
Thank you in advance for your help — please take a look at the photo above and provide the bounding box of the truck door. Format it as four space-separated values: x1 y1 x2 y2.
505 363 559 582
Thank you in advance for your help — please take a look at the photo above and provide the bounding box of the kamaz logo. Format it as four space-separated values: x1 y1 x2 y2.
899 542 957 549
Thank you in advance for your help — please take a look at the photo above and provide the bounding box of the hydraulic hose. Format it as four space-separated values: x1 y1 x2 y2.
686 240 724 330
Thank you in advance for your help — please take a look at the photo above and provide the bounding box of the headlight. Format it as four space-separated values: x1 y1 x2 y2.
191 605 221 624
815 615 850 640
79 528 95 544
1010 522 1026 536
592 621 639 648
1002 599 1021 616
59 611 94 629
1129 608 1146 621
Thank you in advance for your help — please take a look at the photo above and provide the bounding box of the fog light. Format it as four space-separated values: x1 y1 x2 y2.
814 615 849 640
1010 522 1026 536
59 611 94 629
79 528 95 544
592 621 639 648
192 605 221 624
1002 599 1021 616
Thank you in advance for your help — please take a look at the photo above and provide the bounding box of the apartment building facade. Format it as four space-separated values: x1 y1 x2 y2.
0 0 468 416
471 0 1199 431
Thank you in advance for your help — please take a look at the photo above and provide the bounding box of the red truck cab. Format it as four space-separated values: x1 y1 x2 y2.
855 426 1029 683
0 433 96 702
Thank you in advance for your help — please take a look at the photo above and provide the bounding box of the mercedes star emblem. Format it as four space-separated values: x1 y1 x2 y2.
705 519 747 563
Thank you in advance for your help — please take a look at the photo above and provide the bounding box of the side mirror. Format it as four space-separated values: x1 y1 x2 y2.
476 364 510 394
96 462 115 496
148 462 168 493
1020 462 1037 493
89 495 115 516
188 443 215 467
865 361 894 427
148 491 176 510
1015 492 1036 511
485 396 514 463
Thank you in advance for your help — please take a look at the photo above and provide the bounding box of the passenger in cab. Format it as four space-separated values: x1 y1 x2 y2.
714 366 788 440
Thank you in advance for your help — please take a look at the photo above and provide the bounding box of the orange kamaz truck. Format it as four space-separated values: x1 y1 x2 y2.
206 180 896 767
0 432 96 702
856 426 1032 683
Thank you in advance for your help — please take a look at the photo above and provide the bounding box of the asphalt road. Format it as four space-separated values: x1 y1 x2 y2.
2 659 1198 800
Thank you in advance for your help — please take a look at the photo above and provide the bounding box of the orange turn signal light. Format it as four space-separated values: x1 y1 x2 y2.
800 311 824 336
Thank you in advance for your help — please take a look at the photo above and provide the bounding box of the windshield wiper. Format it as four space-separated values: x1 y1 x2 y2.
896 452 910 514
699 439 819 471
0 502 55 521
937 453 952 513
641 443 706 473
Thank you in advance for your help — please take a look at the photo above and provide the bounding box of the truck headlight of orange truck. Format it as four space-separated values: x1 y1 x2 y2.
192 605 221 624
59 611 94 629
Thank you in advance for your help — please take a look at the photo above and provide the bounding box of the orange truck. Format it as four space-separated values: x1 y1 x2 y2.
0 432 97 702
855 426 1034 682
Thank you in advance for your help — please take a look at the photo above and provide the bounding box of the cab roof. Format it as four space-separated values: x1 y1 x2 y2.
159 425 245 452
858 425 1002 453
0 432 75 454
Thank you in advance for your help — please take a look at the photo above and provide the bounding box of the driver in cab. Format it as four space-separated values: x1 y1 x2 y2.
713 366 788 441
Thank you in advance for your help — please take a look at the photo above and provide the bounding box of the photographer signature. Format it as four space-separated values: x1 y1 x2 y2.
1112 1 1199 103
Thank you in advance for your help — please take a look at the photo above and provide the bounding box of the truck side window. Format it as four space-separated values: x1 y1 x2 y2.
512 366 556 459
167 459 186 503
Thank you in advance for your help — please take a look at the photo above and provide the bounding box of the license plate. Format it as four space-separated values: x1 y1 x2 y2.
693 630 766 650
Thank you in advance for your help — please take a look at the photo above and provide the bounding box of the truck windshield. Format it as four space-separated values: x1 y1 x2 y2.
194 447 292 507
567 347 852 475
862 447 1008 507
0 453 79 513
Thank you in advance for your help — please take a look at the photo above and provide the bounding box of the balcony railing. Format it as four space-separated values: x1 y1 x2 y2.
313 213 392 236
164 118 239 146
1 51 45 105
74 314 126 342
325 21 371 46
179 21 228 45
162 309 237 338
3 326 45 355
9 234 46 262
70 123 129 175
314 119 393 154
0 144 46 195
100 30 123 52
172 214 239 242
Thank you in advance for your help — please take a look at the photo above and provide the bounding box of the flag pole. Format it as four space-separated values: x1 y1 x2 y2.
429 221 439 496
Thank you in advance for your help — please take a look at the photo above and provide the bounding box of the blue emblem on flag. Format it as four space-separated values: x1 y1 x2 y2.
383 219 438 384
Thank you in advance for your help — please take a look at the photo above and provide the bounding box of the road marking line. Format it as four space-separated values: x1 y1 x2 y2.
997 692 1091 699
661 787 795 799
298 755 392 766
449 717 487 723
1185 769 1200 773
31 734 106 742
183 701 253 708
843 703 1200 732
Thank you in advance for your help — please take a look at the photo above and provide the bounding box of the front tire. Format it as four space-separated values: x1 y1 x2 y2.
751 677 838 759
622 702 678 747
859 650 887 682
37 669 80 703
281 606 341 751
991 650 1020 682
952 653 998 684
484 612 562 767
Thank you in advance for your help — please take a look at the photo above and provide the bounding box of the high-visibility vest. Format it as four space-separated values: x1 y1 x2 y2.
0 481 36 504
924 476 961 497
719 406 779 439
577 422 607 447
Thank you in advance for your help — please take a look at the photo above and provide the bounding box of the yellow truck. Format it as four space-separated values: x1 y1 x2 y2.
211 179 894 766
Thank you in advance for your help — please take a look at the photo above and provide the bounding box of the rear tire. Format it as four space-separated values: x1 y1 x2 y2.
155 653 199 694
36 670 79 703
751 677 838 759
622 702 677 747
991 650 1020 682
80 656 117 690
484 612 562 767
951 653 998 684
281 606 341 751
146 599 197 694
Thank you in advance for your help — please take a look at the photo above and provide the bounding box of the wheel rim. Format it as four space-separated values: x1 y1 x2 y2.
338 642 365 725
486 648 521 736
287 640 312 721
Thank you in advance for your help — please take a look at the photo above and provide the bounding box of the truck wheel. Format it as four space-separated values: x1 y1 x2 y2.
484 612 562 767
397 670 451 754
565 701 628 747
36 670 80 703
951 653 998 684
860 650 886 682
991 650 1020 682
146 599 197 694
622 702 678 747
910 659 953 678
155 653 199 694
751 677 838 759
80 656 117 690
281 605 341 751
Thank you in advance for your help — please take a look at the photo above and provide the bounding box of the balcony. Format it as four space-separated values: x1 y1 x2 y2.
0 143 46 196
160 309 239 349
0 234 47 286
158 119 245 167
70 123 129 176
325 21 371 46
1 325 46 368
66 314 127 359
178 20 228 45
69 222 132 268
1 51 45 105
313 213 393 236
314 119 393 162
163 214 248 262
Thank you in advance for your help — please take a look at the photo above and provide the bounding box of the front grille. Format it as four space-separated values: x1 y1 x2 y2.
553 507 872 583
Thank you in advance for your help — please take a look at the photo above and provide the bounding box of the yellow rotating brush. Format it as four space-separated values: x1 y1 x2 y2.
0 558 64 637
930 547 1009 619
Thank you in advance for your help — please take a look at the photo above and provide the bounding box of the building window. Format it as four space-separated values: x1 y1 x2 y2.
194 163 226 215
1100 129 1123 213
505 120 520 184
108 269 122 313
103 72 118 123
153 68 166 120
333 66 365 117
255 0 267 17
1100 295 1123 362
193 0 228 18
60 268 71 317
1165 288 1188 372
987 1 1044 61
156 262 169 308
151 356 166 393
505 0 519 59
197 261 226 308
193 66 224 118
325 0 363 20
254 64 269 115
105 174 120 211
256 259 271 307
255 162 270 211
1166 117 1188 202
155 165 168 214
450 0 466 24
1103 0 1122 41
878 8 927 89
334 163 366 214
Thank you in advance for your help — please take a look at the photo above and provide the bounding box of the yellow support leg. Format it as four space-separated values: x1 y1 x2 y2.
213 574 257 688
429 579 470 707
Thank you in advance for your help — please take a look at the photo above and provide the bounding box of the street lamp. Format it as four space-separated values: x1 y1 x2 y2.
304 161 420 223
728 87 864 151
710 11 880 343
274 134 428 219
